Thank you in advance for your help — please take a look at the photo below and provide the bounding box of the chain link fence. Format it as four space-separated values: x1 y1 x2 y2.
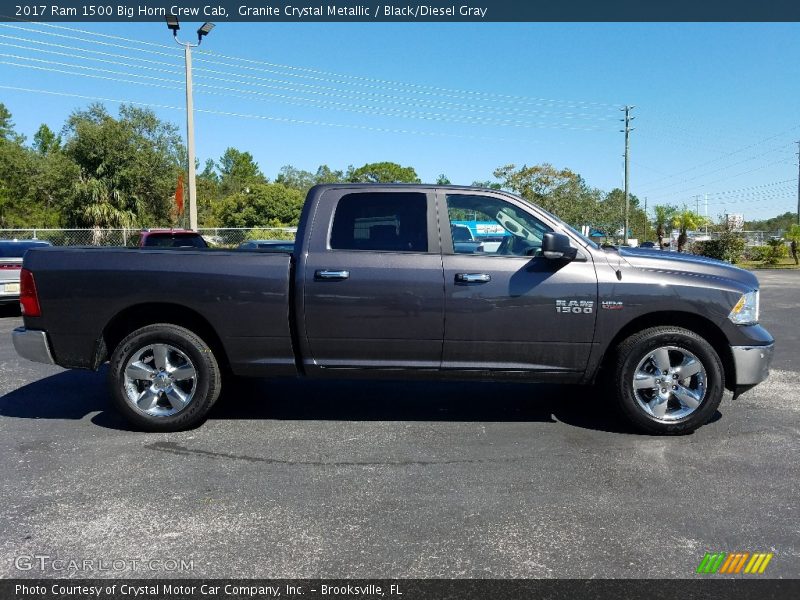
0 227 297 248
0 227 781 250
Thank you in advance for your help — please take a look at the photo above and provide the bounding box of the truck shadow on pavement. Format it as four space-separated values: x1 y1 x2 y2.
0 369 720 435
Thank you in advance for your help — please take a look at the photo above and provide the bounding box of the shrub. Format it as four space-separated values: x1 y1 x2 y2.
744 245 770 262
764 238 788 265
246 225 296 242
692 232 745 263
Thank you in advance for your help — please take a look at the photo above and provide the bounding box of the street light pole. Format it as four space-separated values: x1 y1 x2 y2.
165 17 214 232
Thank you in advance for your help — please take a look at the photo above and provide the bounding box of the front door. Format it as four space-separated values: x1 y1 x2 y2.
439 192 598 374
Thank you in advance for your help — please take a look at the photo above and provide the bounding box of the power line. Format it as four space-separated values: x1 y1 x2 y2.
0 84 563 144
26 19 621 108
641 143 796 198
2 21 621 111
0 17 178 50
0 57 613 132
0 59 180 91
637 125 800 192
702 179 796 197
646 156 796 203
0 37 617 123
0 23 181 59
707 191 796 206
0 32 183 68
0 41 184 76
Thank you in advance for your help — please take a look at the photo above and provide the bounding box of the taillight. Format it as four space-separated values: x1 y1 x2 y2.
0 263 21 270
19 268 41 317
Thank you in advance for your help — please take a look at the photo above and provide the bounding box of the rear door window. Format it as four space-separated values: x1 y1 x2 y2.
330 192 428 252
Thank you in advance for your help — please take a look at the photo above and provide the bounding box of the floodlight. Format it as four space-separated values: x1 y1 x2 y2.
197 22 215 43
165 15 180 33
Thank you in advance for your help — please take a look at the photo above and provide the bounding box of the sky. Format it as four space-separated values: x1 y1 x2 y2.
0 21 798 221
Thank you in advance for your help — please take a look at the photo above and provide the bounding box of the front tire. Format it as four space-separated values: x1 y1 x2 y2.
108 324 221 432
613 326 724 435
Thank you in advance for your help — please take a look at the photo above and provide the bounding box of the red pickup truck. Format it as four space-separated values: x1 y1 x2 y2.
136 229 208 248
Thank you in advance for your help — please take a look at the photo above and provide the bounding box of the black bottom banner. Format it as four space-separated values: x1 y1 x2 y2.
2 579 799 600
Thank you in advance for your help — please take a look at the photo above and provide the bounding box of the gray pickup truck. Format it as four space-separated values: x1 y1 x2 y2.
12 184 773 434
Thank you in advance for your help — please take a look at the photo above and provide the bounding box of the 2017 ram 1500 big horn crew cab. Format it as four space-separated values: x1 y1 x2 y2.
12 185 774 434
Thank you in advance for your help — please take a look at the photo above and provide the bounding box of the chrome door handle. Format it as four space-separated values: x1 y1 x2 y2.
315 269 350 280
455 273 491 283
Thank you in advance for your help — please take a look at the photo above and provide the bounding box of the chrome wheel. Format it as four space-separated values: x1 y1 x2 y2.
632 345 707 422
122 343 197 417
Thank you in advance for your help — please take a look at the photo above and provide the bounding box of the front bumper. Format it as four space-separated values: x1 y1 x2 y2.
12 328 55 365
732 343 774 386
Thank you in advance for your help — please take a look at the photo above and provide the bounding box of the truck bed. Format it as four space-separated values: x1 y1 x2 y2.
23 246 297 376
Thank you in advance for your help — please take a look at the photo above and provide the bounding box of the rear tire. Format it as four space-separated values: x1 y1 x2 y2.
108 323 221 432
613 326 724 435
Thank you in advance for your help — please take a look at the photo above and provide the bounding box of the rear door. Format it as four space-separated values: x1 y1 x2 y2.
439 191 598 374
300 188 445 372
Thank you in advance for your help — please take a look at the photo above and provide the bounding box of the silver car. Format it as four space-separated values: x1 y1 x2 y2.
0 240 52 305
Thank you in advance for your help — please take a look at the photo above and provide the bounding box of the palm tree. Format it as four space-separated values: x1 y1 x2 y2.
74 174 137 244
785 224 800 265
653 204 676 249
671 208 706 253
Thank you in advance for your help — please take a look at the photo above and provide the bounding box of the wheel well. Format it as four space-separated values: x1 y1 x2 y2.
599 311 735 390
100 303 229 371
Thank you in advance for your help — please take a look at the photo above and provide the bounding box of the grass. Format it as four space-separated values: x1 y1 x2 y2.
737 258 800 270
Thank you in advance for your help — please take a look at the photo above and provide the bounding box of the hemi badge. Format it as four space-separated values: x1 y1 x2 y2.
601 301 624 310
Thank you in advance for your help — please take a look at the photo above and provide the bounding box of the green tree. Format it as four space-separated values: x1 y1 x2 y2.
0 103 23 143
32 124 61 155
436 174 451 185
744 211 796 233
200 158 219 183
492 163 599 228
0 107 79 227
30 149 80 227
275 165 315 193
671 207 706 252
218 148 266 196
314 164 344 185
592 188 646 242
62 103 183 229
653 204 677 249
471 179 502 190
346 161 420 184
0 137 36 227
213 182 304 228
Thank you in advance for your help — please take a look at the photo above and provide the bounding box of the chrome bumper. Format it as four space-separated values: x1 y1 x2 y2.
12 328 55 365
732 343 774 386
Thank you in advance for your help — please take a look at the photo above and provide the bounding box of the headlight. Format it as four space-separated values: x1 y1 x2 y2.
728 290 759 325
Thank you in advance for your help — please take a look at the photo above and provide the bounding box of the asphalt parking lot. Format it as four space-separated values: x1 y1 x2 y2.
0 270 798 579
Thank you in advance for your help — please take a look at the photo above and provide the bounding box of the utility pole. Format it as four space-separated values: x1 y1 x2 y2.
621 106 635 245
796 140 800 225
643 197 648 241
165 17 215 231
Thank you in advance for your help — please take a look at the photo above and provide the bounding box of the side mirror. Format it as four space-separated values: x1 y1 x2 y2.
542 232 577 261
